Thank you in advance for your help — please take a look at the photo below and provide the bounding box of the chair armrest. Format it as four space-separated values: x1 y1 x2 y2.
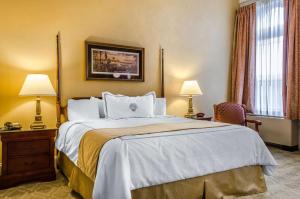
245 119 262 125
245 119 262 132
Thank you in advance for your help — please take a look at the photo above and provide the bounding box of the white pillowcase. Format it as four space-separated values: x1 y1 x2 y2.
90 97 105 118
67 99 100 121
155 98 167 116
102 91 156 119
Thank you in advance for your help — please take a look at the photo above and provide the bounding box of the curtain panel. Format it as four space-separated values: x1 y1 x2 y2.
231 4 256 112
284 0 300 120
254 0 284 117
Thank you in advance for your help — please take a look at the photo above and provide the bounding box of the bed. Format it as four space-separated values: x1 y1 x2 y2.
56 116 276 199
54 33 277 199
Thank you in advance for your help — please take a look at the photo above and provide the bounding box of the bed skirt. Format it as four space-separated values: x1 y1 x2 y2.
57 151 267 199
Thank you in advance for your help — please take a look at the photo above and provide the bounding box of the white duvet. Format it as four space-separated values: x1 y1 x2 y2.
55 116 277 199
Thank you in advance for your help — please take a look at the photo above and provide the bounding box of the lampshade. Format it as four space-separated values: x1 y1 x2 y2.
19 74 56 96
180 80 203 96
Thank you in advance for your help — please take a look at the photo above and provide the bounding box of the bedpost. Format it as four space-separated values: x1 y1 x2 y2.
160 48 165 98
56 32 62 128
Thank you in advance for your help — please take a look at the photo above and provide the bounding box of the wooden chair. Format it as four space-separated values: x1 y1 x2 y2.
213 102 262 132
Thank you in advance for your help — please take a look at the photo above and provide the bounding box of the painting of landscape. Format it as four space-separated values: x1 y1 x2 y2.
91 49 139 76
86 42 144 81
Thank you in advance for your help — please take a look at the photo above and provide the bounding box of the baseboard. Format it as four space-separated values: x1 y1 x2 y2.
266 142 298 152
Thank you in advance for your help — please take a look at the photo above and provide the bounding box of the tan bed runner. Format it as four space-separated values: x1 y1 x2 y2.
77 120 228 181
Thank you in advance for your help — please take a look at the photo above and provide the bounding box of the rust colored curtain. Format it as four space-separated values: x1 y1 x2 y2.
284 0 300 120
231 4 256 112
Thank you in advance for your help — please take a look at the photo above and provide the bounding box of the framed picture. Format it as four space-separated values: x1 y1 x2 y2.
86 41 144 81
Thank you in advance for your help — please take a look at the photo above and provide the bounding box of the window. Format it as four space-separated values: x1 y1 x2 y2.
254 0 284 117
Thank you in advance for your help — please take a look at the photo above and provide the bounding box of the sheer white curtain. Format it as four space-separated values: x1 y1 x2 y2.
254 0 284 116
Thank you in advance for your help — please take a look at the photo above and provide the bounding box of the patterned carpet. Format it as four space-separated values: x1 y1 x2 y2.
0 147 299 199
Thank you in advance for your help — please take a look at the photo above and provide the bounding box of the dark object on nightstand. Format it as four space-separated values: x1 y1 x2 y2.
0 128 56 189
190 113 212 121
196 112 205 118
3 122 22 131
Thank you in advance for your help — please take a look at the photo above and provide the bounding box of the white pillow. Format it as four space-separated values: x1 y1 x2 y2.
102 91 156 119
102 93 124 117
155 98 167 116
67 99 100 121
90 97 105 118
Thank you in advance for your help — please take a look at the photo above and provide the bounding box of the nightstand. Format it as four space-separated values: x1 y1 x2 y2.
193 116 213 121
0 128 56 189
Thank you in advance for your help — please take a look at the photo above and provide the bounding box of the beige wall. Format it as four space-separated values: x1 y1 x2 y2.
0 0 238 160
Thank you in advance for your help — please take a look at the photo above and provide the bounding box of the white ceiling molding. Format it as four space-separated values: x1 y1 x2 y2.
240 0 257 6
240 0 254 2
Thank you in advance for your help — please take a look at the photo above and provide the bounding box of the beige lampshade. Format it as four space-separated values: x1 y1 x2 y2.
19 74 56 96
180 80 203 96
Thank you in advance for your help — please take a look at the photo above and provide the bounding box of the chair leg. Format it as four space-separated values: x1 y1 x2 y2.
255 124 259 132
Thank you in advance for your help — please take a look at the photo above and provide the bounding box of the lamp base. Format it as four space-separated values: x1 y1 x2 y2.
30 96 46 130
184 113 196 119
30 121 46 130
184 95 196 119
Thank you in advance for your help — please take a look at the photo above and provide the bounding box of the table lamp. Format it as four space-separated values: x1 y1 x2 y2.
180 80 203 118
19 74 56 129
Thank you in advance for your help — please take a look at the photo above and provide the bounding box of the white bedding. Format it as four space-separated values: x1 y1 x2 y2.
56 116 277 199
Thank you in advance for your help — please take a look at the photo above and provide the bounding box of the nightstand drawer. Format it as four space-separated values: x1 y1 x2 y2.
7 155 50 174
7 139 49 156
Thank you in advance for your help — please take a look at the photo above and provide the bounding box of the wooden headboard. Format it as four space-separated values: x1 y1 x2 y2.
55 33 165 127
